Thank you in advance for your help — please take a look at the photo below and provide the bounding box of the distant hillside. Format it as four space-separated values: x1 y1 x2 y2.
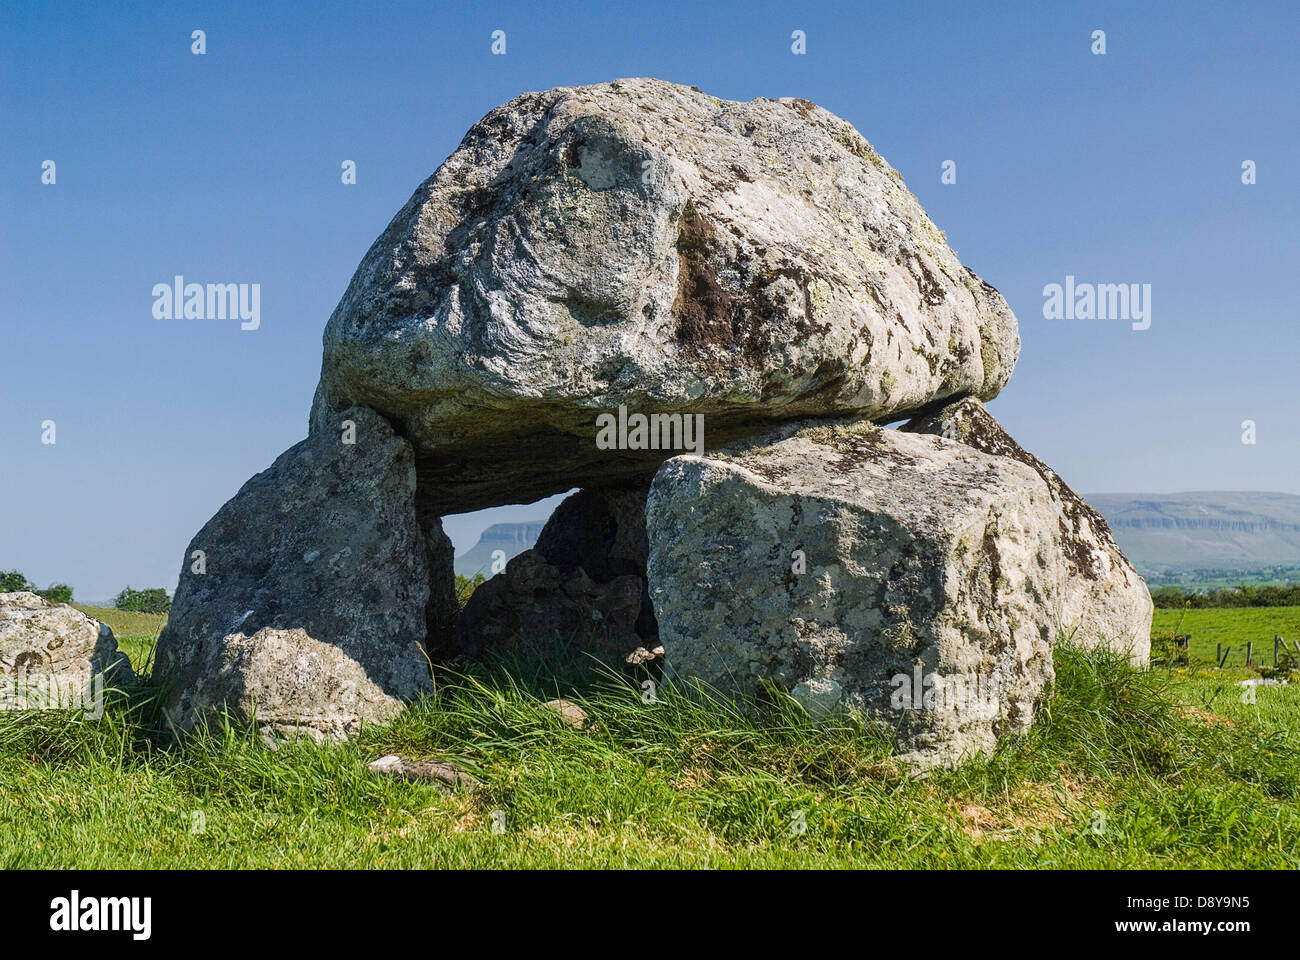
454 522 544 578
1088 491 1300 580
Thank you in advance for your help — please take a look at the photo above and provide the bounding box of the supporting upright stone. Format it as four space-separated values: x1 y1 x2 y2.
646 420 1068 765
902 396 1152 662
420 511 460 660
155 406 440 739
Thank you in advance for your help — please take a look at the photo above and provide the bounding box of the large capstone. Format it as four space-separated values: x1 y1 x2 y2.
901 397 1151 663
646 420 1073 766
310 78 1020 515
154 406 448 737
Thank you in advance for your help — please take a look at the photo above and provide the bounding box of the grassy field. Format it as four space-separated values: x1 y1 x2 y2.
1152 605 1300 668
76 604 165 673
0 608 1296 868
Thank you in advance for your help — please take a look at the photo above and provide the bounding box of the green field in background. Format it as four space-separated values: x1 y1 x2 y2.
1151 605 1300 667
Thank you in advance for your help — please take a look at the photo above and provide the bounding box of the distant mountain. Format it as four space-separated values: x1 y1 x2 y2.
1087 491 1300 578
453 521 545 578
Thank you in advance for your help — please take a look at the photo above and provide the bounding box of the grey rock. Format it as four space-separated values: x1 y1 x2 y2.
420 512 459 659
0 592 133 711
456 481 657 661
310 78 1019 515
455 549 646 662
646 420 1068 766
902 397 1152 663
369 754 404 773
791 678 844 719
368 754 480 790
155 406 441 736
543 698 589 729
219 627 407 742
535 482 651 584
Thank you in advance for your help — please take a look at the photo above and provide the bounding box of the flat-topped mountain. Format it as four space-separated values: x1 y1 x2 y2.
1087 491 1300 576
453 522 544 578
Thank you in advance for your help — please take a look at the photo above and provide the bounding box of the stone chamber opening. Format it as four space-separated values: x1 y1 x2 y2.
431 480 664 678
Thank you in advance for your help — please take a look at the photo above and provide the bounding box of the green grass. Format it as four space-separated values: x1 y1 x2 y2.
1152 605 1300 668
75 604 167 674
2 622 1298 868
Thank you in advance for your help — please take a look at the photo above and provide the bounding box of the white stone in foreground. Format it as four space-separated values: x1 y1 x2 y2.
0 592 134 712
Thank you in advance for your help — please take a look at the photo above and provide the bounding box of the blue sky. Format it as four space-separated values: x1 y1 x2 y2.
2 1 1298 600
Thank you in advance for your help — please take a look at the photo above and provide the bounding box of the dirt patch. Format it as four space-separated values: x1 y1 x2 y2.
1178 704 1235 729
948 773 1108 843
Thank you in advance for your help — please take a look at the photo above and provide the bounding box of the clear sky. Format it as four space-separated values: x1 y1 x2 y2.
3 1 1298 600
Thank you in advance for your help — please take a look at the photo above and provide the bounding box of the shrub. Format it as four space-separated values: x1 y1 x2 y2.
113 586 171 614
0 570 35 593
37 583 74 605
1152 582 1300 608
1259 644 1299 681
1148 633 1189 667
455 573 486 607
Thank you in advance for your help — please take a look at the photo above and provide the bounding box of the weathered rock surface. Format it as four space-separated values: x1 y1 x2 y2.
155 406 444 736
646 420 1070 765
368 754 481 791
456 482 658 661
311 78 1020 515
200 627 409 742
454 549 640 660
543 698 590 729
420 512 460 659
534 483 652 586
154 80 1139 753
0 592 133 710
902 397 1152 662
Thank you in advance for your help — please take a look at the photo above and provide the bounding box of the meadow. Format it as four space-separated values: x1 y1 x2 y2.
1151 605 1300 668
0 605 1295 869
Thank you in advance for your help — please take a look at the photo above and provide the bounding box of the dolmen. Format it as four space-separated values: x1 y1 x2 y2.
154 79 1151 762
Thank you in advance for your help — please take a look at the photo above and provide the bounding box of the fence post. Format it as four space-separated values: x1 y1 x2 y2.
1276 635 1282 666
1246 641 1253 666
1216 643 1222 667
